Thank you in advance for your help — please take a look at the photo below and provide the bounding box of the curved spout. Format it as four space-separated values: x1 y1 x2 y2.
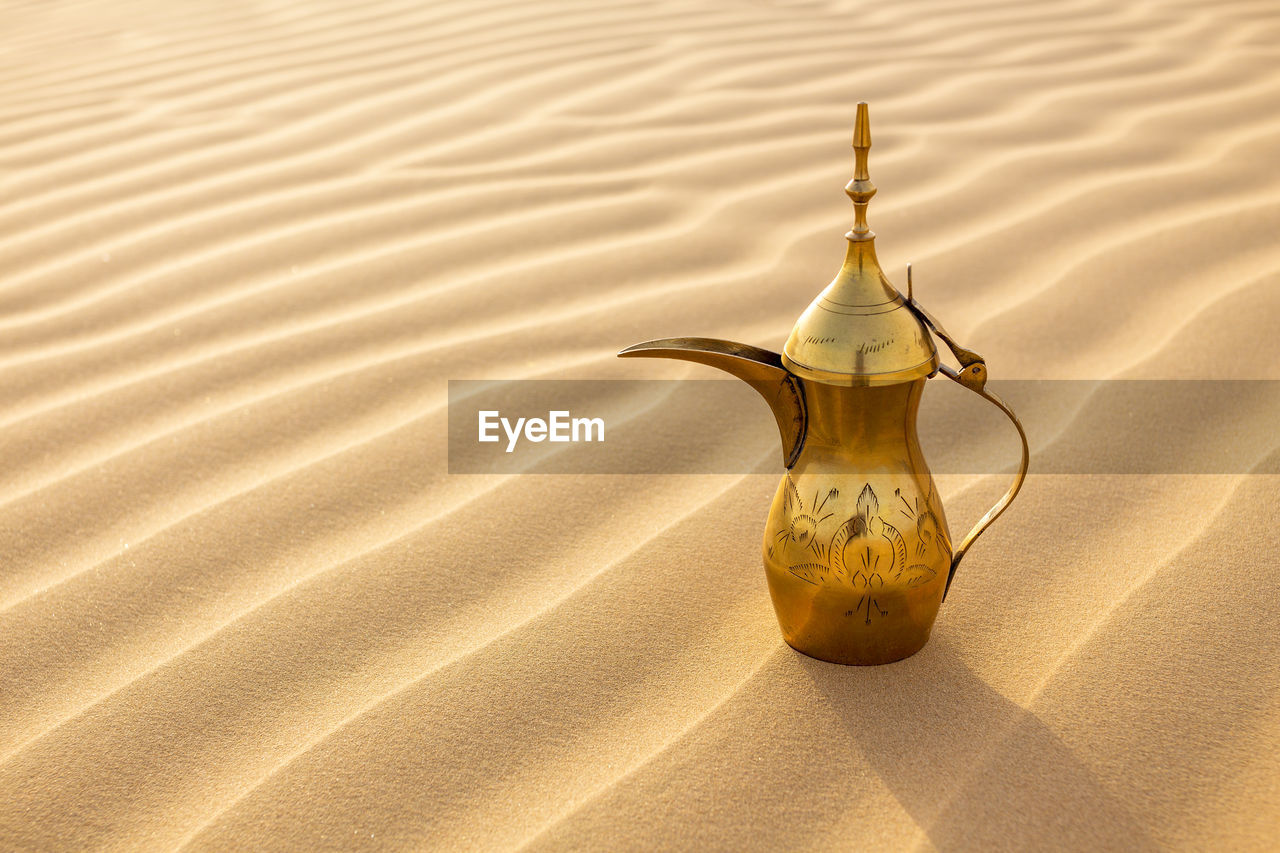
618 337 807 468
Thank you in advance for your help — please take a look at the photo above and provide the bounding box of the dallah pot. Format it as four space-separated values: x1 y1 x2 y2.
620 103 1029 665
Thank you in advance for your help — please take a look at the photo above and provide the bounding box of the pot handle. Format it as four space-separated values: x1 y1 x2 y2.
936 365 1029 600
902 265 1029 600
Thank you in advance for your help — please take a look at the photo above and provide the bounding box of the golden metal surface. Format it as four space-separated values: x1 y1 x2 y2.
936 367 1029 600
620 102 1029 665
618 337 805 468
781 103 938 387
762 379 949 665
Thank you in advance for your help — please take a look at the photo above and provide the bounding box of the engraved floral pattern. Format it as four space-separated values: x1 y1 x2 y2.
766 477 950 623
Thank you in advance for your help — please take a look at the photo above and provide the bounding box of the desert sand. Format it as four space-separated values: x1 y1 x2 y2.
1 0 1278 849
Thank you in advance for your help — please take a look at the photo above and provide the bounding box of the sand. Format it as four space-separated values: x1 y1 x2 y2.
1 0 1278 849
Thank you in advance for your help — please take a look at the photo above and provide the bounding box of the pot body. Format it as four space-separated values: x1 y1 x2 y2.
763 379 952 665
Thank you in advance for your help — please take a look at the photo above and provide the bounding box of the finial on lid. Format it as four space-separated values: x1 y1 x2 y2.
845 101 876 242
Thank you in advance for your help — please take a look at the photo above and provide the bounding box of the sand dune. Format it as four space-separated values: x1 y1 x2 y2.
1 0 1278 849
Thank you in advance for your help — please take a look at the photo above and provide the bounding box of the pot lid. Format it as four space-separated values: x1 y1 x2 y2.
781 103 939 387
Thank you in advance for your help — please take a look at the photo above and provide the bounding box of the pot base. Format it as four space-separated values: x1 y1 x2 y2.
781 630 930 666
765 555 944 667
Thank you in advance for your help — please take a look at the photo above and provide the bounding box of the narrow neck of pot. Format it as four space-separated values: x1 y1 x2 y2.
796 379 926 467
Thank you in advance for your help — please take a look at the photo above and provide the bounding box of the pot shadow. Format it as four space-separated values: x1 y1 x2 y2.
796 637 1158 850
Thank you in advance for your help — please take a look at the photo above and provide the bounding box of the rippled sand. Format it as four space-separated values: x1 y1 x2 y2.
1 0 1278 849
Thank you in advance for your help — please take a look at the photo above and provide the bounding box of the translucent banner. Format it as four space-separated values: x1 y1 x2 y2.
448 380 1280 475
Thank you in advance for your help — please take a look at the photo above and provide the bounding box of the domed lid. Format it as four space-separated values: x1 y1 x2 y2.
782 103 938 387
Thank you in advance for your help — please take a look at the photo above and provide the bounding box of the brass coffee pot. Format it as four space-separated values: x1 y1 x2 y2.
620 103 1029 665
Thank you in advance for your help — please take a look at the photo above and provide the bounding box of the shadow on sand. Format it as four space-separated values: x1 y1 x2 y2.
796 638 1156 850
